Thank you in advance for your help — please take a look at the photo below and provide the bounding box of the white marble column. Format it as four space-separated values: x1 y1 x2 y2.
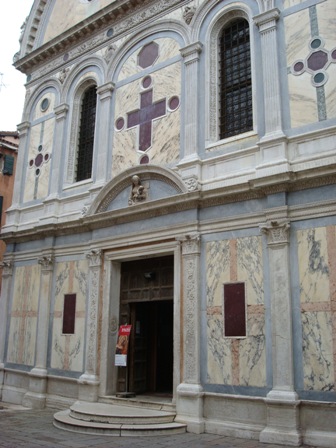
254 8 290 181
178 42 203 184
259 220 301 446
176 233 204 433
23 254 54 409
0 259 13 399
78 249 102 402
94 82 114 187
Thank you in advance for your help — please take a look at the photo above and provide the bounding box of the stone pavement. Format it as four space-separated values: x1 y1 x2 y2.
0 403 315 448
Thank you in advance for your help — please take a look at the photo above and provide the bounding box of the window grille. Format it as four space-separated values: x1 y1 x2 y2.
76 86 97 182
219 19 252 139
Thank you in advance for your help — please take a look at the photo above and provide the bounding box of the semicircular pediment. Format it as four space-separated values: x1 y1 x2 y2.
88 165 188 215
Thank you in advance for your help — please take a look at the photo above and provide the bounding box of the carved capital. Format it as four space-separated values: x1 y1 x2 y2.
254 8 280 33
54 103 69 121
180 42 203 65
178 233 201 256
86 249 102 267
17 121 31 136
0 261 13 277
260 220 290 246
97 82 115 101
38 255 54 272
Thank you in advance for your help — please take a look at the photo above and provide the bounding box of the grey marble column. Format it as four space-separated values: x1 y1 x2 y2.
259 220 301 446
176 233 204 433
95 82 114 187
78 249 102 402
23 254 54 409
0 260 13 399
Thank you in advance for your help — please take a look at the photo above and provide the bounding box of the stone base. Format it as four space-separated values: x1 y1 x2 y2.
78 373 100 402
260 391 302 446
175 383 205 434
22 368 48 409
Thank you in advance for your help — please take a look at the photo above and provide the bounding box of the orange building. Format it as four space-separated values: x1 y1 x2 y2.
0 131 18 291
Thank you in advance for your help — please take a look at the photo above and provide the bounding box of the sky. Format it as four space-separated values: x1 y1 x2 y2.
0 0 34 131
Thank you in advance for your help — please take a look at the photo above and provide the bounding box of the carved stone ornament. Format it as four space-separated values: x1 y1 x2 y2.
260 220 290 246
180 233 201 256
58 67 70 84
183 6 196 25
0 261 13 276
38 255 54 271
184 175 199 192
109 316 118 335
104 44 117 63
128 175 147 206
86 249 102 267
81 205 89 216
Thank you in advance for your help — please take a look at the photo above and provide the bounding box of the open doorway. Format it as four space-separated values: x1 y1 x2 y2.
117 255 174 396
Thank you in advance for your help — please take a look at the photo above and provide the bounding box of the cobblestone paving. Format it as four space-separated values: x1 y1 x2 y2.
0 404 316 448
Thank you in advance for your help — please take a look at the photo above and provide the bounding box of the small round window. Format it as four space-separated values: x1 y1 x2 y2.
41 98 50 112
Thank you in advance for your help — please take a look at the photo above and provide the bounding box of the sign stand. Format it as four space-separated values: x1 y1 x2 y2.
115 324 135 398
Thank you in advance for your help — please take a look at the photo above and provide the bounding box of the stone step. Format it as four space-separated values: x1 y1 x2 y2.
54 409 187 437
99 394 175 413
69 401 176 425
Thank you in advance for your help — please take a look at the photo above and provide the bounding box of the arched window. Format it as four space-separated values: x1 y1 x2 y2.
75 85 97 182
219 18 252 139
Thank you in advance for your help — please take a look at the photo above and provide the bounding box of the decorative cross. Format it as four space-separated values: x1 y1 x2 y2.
127 89 166 152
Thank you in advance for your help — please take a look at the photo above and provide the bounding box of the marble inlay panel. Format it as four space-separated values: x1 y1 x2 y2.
7 265 40 366
284 0 307 8
297 226 335 391
118 38 180 82
285 9 311 64
317 1 336 48
43 0 114 44
206 236 266 387
33 92 55 121
50 260 88 372
288 72 318 128
112 62 181 176
325 64 336 120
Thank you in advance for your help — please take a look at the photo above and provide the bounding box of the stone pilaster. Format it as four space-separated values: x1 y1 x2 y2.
259 220 302 446
178 42 202 183
0 259 13 399
49 103 69 194
176 233 204 433
13 121 30 206
78 249 102 402
23 254 54 409
95 82 114 187
254 9 289 181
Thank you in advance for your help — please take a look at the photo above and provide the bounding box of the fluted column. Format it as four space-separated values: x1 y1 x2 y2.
254 9 284 138
23 254 54 409
259 220 301 446
176 233 204 433
0 259 13 399
95 82 114 186
78 249 102 402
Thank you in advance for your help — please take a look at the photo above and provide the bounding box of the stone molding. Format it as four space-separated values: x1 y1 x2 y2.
15 0 189 76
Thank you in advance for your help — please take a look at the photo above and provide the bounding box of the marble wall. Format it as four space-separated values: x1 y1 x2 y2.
7 264 41 366
297 226 336 392
206 236 266 387
50 259 88 372
112 38 181 176
285 2 336 128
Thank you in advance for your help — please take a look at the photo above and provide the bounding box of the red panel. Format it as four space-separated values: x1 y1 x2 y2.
62 294 76 334
224 283 246 337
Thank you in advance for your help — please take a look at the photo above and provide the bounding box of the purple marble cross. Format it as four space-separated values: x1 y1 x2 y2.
127 89 166 152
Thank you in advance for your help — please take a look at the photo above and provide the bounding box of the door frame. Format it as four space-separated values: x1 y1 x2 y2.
100 240 181 404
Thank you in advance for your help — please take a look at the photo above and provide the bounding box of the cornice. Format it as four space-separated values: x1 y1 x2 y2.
14 0 190 76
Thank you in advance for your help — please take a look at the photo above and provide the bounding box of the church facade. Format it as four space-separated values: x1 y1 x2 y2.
0 0 336 445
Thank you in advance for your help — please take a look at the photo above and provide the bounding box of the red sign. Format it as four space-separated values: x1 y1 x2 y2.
115 325 132 366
